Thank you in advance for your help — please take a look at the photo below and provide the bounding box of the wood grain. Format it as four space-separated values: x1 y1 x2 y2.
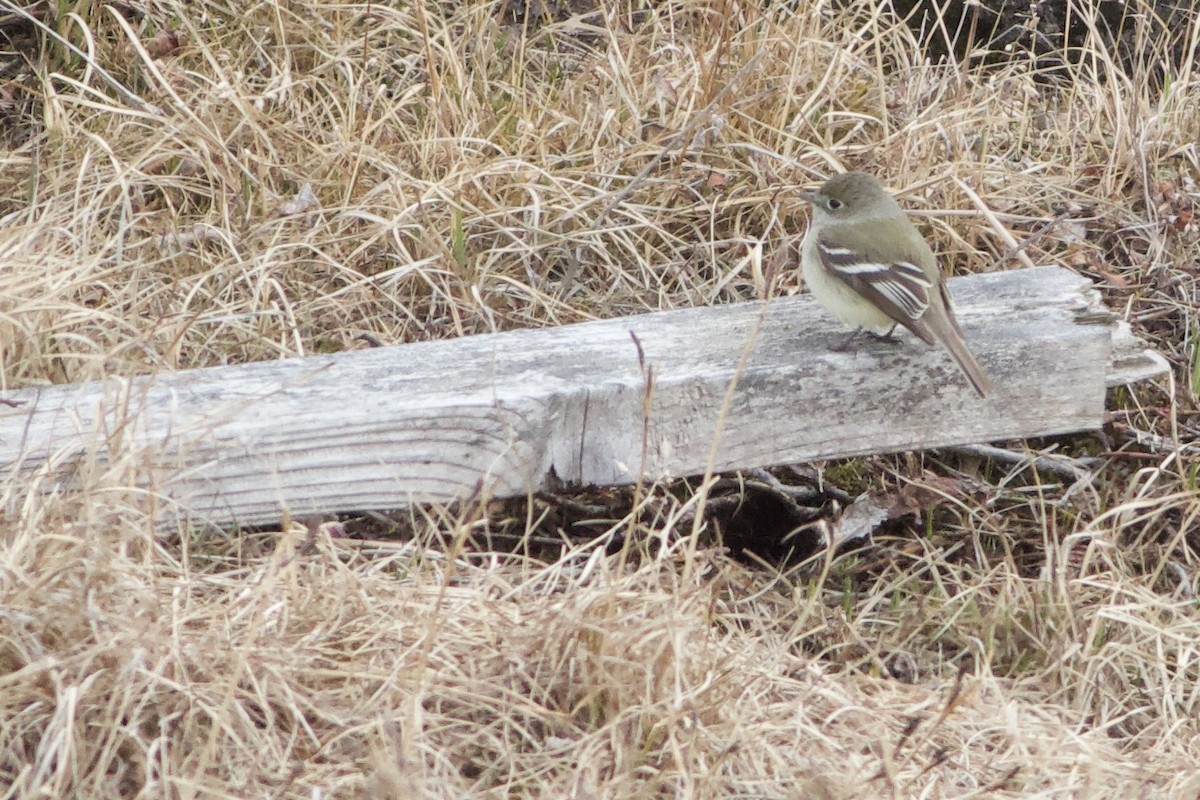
0 266 1168 526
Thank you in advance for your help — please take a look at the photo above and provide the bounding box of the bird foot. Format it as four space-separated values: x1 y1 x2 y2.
865 329 902 345
832 327 901 352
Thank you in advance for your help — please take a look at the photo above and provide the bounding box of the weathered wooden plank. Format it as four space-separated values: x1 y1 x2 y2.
0 266 1168 526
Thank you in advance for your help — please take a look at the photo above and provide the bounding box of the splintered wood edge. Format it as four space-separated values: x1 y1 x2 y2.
1107 320 1172 387
1067 273 1170 389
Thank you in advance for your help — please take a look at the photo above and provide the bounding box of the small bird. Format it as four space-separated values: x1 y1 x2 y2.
799 171 993 397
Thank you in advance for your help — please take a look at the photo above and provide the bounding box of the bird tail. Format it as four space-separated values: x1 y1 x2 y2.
939 324 993 398
929 285 993 398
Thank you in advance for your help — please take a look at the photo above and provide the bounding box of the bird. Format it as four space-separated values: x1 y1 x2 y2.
798 171 993 398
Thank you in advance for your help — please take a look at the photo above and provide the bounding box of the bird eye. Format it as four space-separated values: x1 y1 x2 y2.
827 198 843 210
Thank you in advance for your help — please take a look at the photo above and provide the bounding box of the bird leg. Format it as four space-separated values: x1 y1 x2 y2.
833 325 901 352
866 324 901 344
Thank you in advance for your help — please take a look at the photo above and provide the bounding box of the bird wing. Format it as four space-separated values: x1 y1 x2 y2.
814 236 936 343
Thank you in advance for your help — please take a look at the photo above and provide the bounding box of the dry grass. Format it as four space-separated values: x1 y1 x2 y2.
3 0 1200 797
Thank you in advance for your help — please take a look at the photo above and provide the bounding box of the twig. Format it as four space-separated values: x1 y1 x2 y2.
954 178 1036 269
1111 422 1200 457
953 180 1075 272
988 209 1071 270
944 443 1101 480
741 467 823 505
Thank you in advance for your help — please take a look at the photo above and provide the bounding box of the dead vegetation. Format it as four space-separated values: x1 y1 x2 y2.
2 0 1199 797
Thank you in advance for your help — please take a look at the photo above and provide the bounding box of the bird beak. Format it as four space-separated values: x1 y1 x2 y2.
798 188 819 204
